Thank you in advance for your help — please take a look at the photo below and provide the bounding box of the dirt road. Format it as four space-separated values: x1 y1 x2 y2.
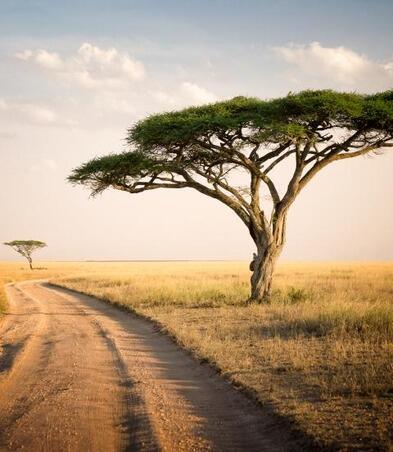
0 281 303 451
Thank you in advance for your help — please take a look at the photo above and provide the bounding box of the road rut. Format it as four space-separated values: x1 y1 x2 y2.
0 281 301 451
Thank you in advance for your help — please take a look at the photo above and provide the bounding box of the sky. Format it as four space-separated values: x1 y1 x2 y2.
0 0 393 262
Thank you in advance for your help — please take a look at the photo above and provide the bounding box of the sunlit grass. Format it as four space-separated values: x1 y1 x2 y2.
0 261 93 316
1 260 392 449
53 261 393 450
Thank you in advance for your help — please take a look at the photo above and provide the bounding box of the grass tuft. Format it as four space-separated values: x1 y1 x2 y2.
1 260 392 450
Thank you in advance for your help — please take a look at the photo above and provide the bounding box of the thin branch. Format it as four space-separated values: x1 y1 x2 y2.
178 170 252 229
257 140 292 164
264 149 296 174
299 140 393 192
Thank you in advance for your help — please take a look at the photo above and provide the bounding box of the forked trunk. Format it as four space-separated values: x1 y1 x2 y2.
249 213 287 303
249 245 280 303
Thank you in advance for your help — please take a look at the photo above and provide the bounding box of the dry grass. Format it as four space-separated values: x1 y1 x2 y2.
0 261 93 316
1 260 392 450
0 262 38 313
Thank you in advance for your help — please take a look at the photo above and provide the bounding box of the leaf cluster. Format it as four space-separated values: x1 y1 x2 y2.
68 89 393 193
129 89 393 149
4 240 47 248
4 240 47 258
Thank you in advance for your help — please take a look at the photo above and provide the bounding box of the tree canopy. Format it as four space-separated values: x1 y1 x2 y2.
69 89 393 203
4 240 47 270
69 89 393 301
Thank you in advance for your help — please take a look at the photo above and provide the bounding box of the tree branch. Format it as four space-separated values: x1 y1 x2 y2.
178 170 252 230
299 140 393 192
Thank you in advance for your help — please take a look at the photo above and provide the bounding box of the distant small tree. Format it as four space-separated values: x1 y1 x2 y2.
68 90 393 303
4 240 47 270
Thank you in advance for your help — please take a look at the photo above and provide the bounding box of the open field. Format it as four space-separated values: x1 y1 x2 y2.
0 261 88 317
3 280 299 451
1 260 392 450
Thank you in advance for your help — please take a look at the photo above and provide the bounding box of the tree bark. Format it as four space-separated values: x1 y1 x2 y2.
249 244 281 302
27 257 33 270
248 212 287 303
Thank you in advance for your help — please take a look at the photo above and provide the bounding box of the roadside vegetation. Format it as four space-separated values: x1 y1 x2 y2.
1 261 392 449
54 261 393 451
0 261 79 317
69 90 393 303
3 240 47 270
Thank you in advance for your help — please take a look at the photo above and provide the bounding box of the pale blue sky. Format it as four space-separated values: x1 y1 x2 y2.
0 0 392 261
1 1 392 50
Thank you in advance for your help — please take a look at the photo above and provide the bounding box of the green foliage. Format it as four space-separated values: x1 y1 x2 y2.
286 287 309 304
270 287 309 304
69 89 393 193
4 240 47 261
4 240 46 246
129 96 267 149
129 89 393 149
69 152 152 191
4 240 46 249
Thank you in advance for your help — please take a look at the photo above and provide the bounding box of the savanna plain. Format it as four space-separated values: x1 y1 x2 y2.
0 260 392 450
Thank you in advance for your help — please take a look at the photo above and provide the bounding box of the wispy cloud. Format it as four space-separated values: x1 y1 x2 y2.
149 82 218 110
272 42 393 91
15 49 63 69
15 42 146 89
0 97 76 127
180 81 218 104
10 42 219 128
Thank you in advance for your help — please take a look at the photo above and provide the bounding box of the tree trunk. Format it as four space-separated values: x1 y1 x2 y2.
249 211 287 303
249 245 281 302
27 257 33 270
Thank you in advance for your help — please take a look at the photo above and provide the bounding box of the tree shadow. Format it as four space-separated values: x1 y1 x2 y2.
48 283 326 451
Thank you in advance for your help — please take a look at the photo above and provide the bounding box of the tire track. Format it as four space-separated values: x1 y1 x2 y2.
0 281 311 451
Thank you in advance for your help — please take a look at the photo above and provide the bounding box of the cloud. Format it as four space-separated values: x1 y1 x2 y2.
15 49 63 70
14 49 33 61
0 98 76 127
20 103 58 123
12 43 218 127
384 62 393 74
36 50 63 70
15 42 145 89
93 92 135 115
272 42 393 91
149 89 177 106
148 82 219 111
181 81 218 104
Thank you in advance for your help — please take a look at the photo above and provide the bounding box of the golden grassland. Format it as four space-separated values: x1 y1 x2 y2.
0 261 87 315
1 260 392 450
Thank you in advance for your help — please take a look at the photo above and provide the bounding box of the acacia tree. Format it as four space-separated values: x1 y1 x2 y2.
4 240 47 270
69 90 393 302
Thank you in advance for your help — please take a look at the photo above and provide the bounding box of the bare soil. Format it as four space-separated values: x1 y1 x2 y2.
0 281 311 452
